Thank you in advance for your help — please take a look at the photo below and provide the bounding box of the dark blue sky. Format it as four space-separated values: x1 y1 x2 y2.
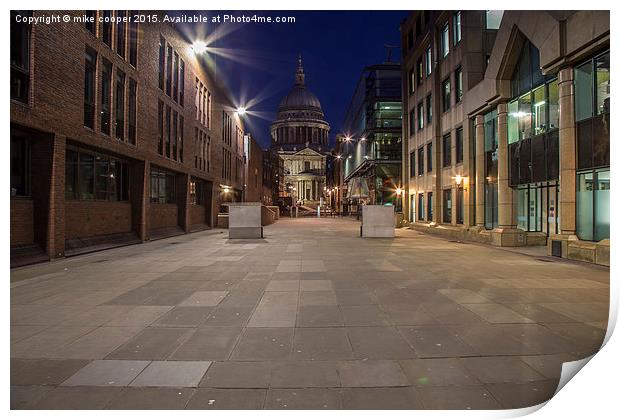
178 11 408 149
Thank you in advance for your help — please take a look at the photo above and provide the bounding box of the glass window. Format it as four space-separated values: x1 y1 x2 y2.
443 189 452 223
180 60 185 106
417 102 424 130
548 79 559 130
165 105 171 157
427 142 433 172
78 152 95 200
484 110 498 152
576 171 594 240
409 151 415 177
95 155 111 200
425 46 432 76
102 11 112 46
417 147 424 175
10 136 30 197
100 59 112 135
173 52 179 101
166 45 173 96
427 191 433 221
65 149 78 199
408 68 415 94
426 95 432 123
577 169 610 242
575 61 594 121
442 133 452 167
441 23 449 57
84 47 97 129
158 36 165 90
453 12 462 45
518 92 532 140
416 58 423 85
442 78 451 112
116 11 126 58
455 67 463 102
150 169 176 204
456 186 464 224
157 101 164 155
418 193 425 220
508 100 519 144
595 170 610 241
115 70 125 140
409 109 415 134
456 127 463 163
532 85 546 135
128 16 138 67
10 11 31 103
485 10 503 29
172 111 178 160
128 78 137 144
85 10 96 33
595 52 610 115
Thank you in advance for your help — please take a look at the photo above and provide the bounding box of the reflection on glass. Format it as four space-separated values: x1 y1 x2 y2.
508 100 519 144
485 10 504 29
548 80 559 130
533 86 546 135
576 172 594 240
595 52 610 115
575 61 593 121
594 170 610 241
518 93 532 139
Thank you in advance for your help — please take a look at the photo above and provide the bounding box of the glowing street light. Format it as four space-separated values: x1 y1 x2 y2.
236 107 247 116
191 40 208 55
395 187 403 196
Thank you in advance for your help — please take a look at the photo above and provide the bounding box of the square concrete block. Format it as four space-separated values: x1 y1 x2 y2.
361 205 394 238
130 361 212 387
62 360 150 387
228 204 263 239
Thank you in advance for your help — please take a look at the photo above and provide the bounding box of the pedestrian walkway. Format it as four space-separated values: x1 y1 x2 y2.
11 218 609 409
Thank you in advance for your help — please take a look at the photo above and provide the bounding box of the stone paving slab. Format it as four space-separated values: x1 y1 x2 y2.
10 217 610 409
130 361 212 387
62 360 150 387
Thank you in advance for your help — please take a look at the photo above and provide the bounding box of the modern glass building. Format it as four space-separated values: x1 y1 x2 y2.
340 63 402 211
400 10 609 265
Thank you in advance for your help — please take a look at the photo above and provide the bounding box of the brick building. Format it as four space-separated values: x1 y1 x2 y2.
10 10 249 266
400 10 610 265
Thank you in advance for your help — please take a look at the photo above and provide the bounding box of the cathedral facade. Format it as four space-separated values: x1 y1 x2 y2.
270 56 330 206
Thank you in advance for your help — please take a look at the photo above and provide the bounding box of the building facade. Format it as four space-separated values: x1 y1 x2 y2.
243 133 264 203
262 149 284 206
340 63 402 211
400 10 610 265
270 56 330 208
10 10 247 266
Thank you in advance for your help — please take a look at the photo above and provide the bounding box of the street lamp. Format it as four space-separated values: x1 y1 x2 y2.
236 107 246 116
191 41 208 55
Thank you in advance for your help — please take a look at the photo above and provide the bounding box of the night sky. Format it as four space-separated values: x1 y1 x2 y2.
176 10 408 150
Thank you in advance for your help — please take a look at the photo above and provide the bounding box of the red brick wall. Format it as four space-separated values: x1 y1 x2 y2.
10 11 248 258
245 137 264 203
65 201 132 239
190 204 206 226
150 203 178 229
10 199 35 246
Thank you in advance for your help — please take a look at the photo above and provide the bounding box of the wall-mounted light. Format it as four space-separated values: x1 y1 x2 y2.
236 107 246 116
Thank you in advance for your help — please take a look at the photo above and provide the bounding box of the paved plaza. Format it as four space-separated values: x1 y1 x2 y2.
10 217 609 409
